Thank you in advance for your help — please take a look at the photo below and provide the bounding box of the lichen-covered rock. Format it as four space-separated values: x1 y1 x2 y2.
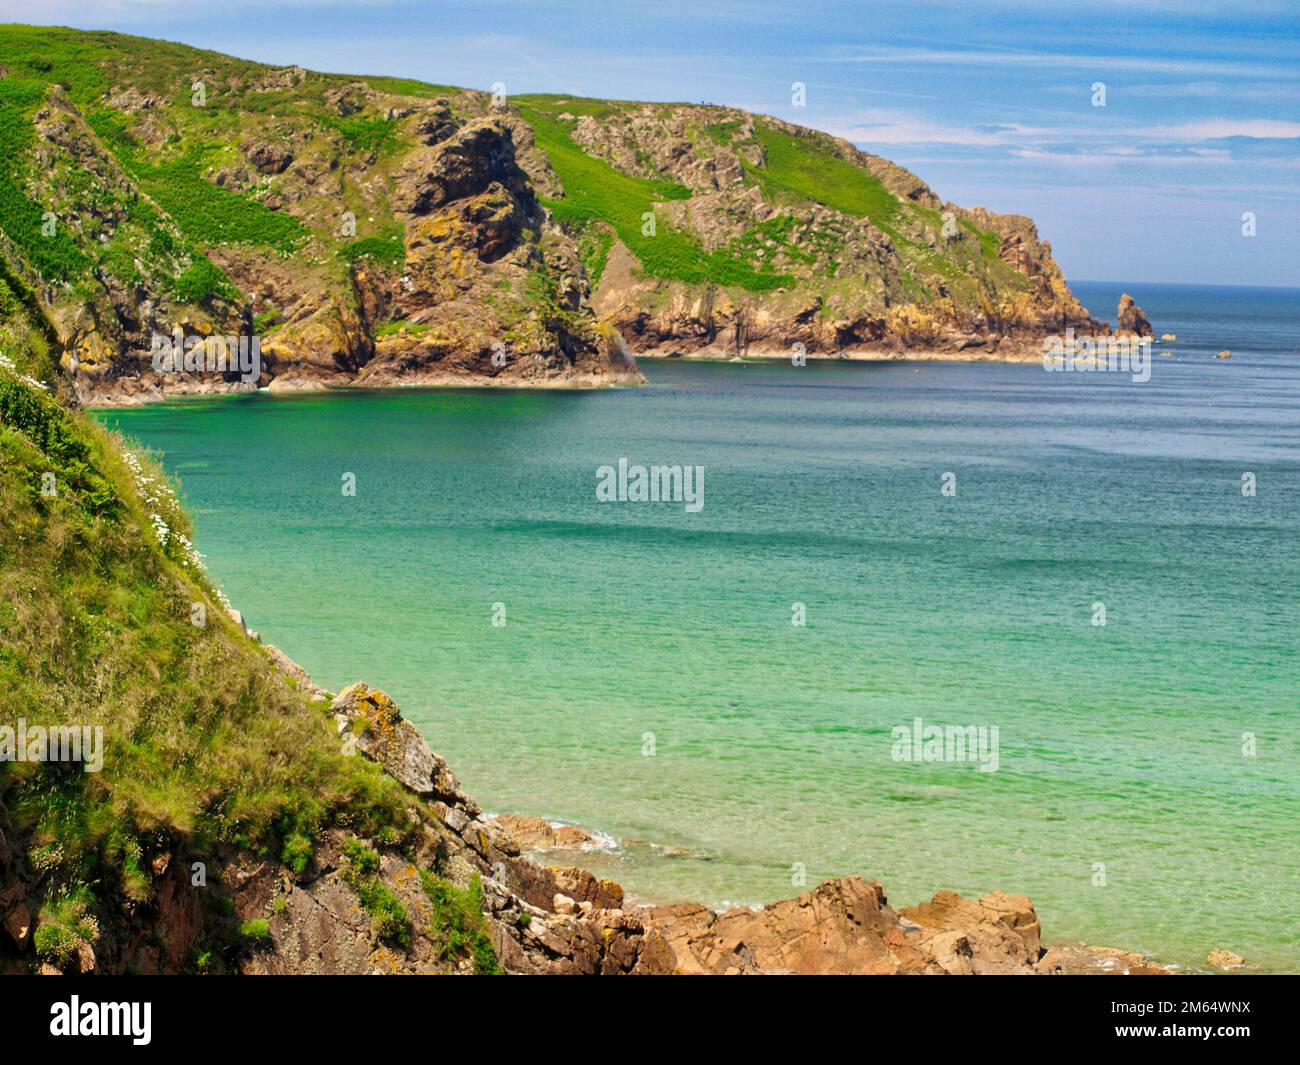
332 682 478 813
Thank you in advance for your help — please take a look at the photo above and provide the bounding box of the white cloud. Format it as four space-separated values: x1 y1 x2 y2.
821 45 1299 80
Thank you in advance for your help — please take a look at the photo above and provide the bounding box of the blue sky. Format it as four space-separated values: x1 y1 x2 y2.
5 0 1298 286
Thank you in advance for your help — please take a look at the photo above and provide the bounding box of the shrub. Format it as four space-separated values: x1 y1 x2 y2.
421 872 499 975
239 918 271 943
33 889 100 968
280 832 313 875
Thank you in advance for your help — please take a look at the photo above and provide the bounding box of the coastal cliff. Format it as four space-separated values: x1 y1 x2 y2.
0 25 1111 406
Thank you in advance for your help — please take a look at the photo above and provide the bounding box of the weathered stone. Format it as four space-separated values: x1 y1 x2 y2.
489 813 599 851
332 682 479 814
1207 948 1244 969
3 900 31 950
1117 292 1154 337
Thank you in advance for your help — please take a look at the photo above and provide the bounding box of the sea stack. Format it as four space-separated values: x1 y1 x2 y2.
1117 293 1154 337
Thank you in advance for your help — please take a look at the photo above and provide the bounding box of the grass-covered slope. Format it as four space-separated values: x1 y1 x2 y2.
0 316 509 974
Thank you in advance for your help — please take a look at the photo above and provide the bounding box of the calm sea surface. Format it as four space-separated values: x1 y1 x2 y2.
96 282 1300 972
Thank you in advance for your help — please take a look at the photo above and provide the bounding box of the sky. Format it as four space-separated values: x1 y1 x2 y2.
3 0 1297 287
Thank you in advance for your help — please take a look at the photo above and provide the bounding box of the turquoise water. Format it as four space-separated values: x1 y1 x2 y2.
96 283 1300 972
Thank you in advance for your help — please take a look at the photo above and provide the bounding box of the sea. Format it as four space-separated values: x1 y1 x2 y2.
95 281 1300 972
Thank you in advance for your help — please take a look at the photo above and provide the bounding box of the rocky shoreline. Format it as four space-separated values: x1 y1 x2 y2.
78 289 1162 407
262 659 1177 976
81 368 638 408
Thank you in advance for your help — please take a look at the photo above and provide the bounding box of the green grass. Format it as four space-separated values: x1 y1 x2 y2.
0 78 91 283
517 100 789 292
421 871 499 975
575 222 615 288
239 918 271 943
745 122 901 232
341 837 410 947
0 319 417 953
340 234 405 270
86 118 307 254
373 319 431 338
357 75 461 99
320 113 404 157
33 887 100 967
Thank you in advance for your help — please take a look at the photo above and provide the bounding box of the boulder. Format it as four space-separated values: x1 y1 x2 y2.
1207 948 1244 969
332 682 478 813
552 867 624 911
490 813 600 852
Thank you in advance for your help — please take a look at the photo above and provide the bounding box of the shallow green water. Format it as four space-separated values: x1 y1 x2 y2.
97 287 1300 972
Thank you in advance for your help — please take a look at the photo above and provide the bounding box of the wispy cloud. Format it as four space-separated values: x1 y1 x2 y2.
821 45 1299 80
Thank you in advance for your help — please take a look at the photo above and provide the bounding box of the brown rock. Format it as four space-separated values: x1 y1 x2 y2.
646 876 908 975
332 682 479 813
3 900 31 950
902 888 1042 972
490 813 599 852
1117 293 1154 337
244 140 294 175
552 867 624 911
1207 948 1244 969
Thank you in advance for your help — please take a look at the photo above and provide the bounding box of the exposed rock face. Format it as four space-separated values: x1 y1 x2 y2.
899 889 1041 974
1117 293 1154 337
646 877 908 975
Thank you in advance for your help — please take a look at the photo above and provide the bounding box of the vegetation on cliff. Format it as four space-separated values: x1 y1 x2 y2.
0 313 501 973
0 24 1099 404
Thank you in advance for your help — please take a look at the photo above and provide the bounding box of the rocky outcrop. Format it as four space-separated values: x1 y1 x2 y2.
529 100 1106 362
332 682 478 811
4 51 640 406
1117 292 1154 337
